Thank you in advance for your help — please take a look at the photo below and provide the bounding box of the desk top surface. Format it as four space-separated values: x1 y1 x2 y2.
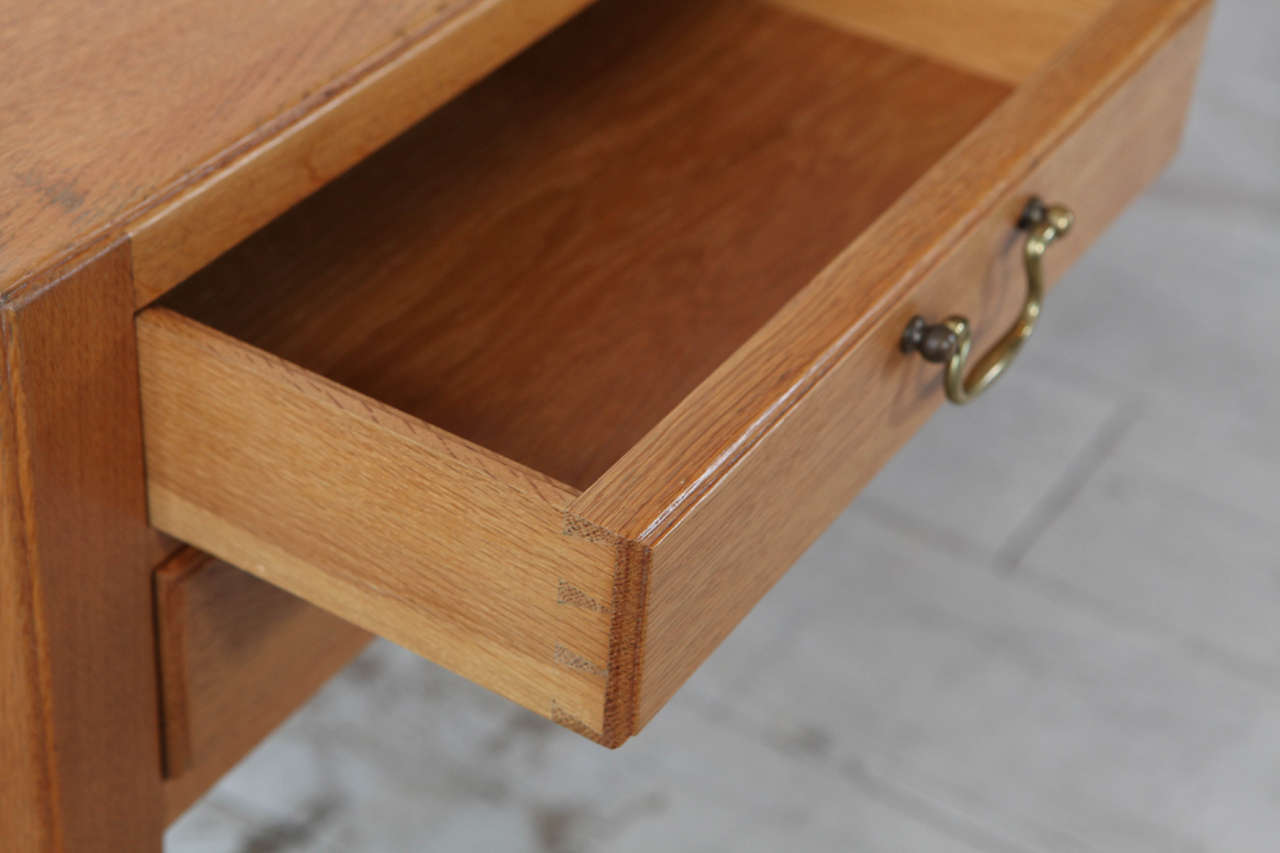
0 0 475 296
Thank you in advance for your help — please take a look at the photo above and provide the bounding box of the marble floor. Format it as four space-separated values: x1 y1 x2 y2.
169 1 1280 850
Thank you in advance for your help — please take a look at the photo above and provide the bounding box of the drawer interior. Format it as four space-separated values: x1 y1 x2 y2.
159 0 1015 492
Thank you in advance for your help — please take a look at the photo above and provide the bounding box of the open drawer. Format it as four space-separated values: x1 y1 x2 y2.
136 0 1211 746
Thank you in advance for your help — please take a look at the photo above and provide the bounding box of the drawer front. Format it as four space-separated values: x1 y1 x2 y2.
137 0 1209 748
618 0 1211 728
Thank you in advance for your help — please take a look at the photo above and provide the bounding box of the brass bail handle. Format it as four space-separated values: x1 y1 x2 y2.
901 196 1075 405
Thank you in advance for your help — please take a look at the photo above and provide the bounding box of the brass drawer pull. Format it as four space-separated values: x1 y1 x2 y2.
901 197 1074 405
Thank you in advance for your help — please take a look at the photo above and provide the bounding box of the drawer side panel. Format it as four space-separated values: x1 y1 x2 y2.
137 309 617 736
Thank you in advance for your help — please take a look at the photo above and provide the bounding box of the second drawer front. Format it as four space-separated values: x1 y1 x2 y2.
155 549 371 819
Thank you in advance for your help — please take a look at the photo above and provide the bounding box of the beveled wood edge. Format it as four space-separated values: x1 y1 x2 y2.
569 0 1213 544
0 0 595 305
560 516 650 747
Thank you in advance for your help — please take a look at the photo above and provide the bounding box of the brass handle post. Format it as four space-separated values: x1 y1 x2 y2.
901 196 1074 405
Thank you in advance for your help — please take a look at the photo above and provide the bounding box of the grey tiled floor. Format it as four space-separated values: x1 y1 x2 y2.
169 2 1280 850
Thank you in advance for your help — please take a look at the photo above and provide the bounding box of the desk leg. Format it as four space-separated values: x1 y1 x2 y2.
1 242 168 852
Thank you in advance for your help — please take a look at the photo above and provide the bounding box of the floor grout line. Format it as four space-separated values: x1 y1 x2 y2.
1012 569 1280 695
868 486 1280 699
857 455 1280 701
994 396 1145 573
840 759 1088 853
854 495 995 566
682 690 1055 853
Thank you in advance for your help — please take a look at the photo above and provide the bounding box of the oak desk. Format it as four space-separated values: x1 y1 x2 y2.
0 1 1211 849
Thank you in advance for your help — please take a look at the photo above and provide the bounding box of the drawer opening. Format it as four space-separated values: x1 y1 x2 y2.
159 0 1011 493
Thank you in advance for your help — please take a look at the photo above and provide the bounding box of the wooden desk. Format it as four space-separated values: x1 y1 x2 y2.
0 0 1211 849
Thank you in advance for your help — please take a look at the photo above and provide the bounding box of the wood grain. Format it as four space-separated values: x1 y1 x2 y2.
161 0 1009 490
0 0 594 302
0 3 1213 850
128 0 595 305
144 0 1210 747
137 309 620 739
627 0 1215 726
572 0 1213 543
0 243 166 851
154 550 372 820
766 0 1113 84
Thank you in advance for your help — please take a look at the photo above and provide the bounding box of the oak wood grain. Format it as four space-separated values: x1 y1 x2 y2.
572 0 1213 543
161 0 1009 491
629 0 1214 726
0 0 594 302
0 243 166 851
766 0 1112 84
155 549 372 821
128 0 595 305
643 13 1210 725
143 0 1210 747
137 309 620 739
0 3 1214 849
